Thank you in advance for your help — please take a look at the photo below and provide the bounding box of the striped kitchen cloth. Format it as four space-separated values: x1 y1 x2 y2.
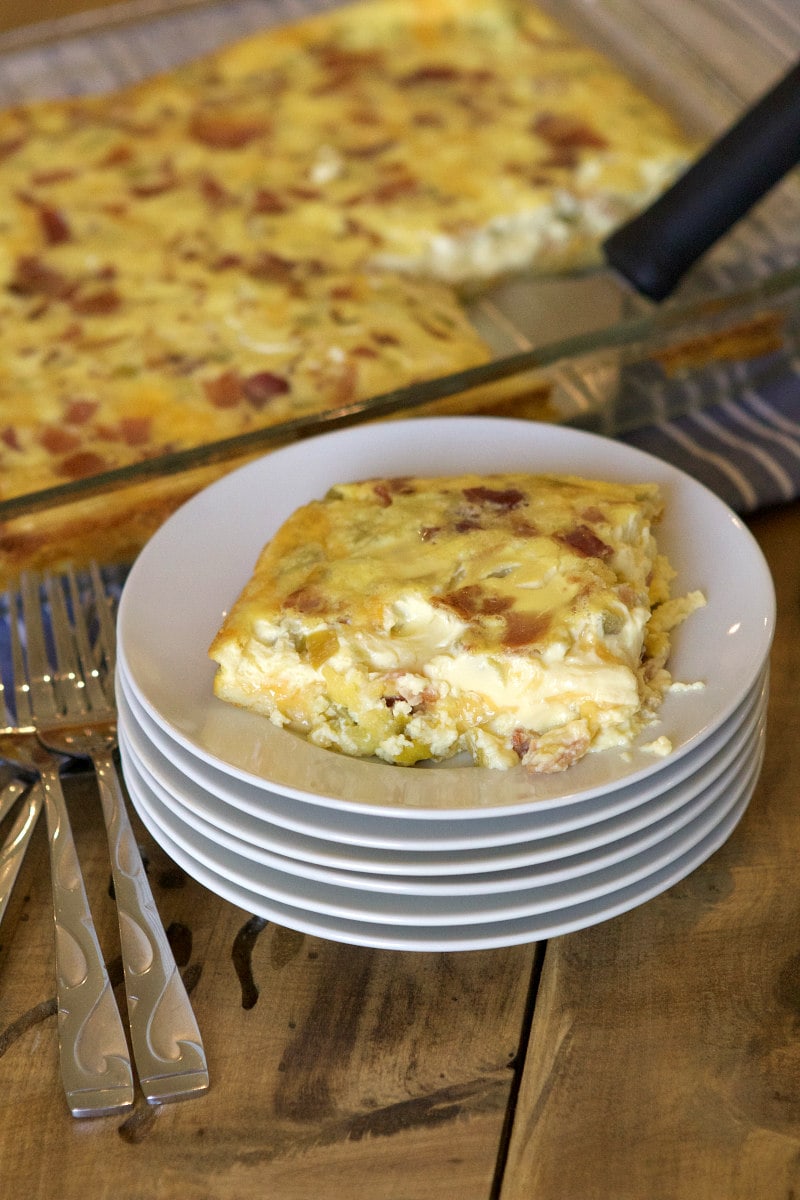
622 348 800 513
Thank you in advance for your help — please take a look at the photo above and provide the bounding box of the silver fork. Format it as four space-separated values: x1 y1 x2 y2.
20 566 209 1105
0 777 44 928
3 590 135 1118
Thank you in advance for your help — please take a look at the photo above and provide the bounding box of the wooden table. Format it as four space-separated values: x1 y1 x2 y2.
1 1 798 1193
0 498 796 1198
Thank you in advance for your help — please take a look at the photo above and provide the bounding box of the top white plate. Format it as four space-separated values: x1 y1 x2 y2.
118 417 775 815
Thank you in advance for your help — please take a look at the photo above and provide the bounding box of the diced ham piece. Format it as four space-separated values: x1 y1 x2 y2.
199 174 233 207
63 399 98 425
531 112 608 149
462 485 525 509
0 137 25 162
203 370 243 408
556 525 613 561
251 188 289 215
70 287 121 315
10 256 72 299
37 204 71 245
242 372 290 408
58 450 108 479
118 416 152 446
203 369 288 410
40 426 81 455
188 110 269 149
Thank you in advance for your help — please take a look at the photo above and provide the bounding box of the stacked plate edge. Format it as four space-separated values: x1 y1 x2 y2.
115 418 775 951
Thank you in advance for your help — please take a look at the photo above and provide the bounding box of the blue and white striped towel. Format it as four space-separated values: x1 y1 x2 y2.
622 346 800 514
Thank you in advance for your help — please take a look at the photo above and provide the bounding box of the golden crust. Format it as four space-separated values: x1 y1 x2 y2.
0 0 697 584
0 462 237 581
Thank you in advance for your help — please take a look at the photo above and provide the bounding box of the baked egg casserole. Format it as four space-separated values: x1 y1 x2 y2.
0 0 697 584
208 472 705 772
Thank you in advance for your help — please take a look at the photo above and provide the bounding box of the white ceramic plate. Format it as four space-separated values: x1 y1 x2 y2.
118 417 775 815
124 755 758 951
118 670 767 877
119 730 764 926
120 711 764 896
118 662 767 859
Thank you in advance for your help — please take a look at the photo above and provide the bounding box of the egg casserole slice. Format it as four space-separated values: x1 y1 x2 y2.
209 473 704 772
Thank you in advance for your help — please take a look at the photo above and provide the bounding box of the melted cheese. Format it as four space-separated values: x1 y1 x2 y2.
210 472 704 772
0 0 697 584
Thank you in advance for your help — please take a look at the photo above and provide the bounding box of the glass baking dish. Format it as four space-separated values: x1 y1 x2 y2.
1 0 799 521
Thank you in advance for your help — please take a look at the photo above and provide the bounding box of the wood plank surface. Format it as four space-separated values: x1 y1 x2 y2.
0 506 796 1199
0 773 537 1199
500 502 800 1200
0 2 798 1196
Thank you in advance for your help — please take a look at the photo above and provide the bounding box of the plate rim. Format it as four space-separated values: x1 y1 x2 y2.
117 655 768 847
124 753 756 951
118 416 776 816
120 711 764 895
119 731 762 926
117 662 767 868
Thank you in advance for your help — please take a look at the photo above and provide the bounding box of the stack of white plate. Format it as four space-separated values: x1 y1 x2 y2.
116 419 775 952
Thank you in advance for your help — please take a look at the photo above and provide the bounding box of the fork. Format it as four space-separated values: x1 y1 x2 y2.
0 778 44 929
19 566 209 1105
3 590 135 1118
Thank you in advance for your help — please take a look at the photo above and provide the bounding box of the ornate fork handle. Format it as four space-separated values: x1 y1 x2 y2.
93 750 209 1104
38 759 135 1118
0 779 42 927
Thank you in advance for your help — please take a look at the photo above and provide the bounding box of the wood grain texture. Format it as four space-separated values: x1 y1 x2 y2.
1 498 798 1197
0 774 536 1199
500 502 800 1200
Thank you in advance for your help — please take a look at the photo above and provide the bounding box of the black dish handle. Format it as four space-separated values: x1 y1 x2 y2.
603 59 800 301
